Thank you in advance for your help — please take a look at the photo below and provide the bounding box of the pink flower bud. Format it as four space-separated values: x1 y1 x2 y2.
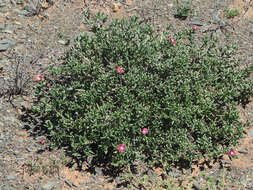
192 25 199 31
117 144 127 152
41 138 46 145
228 150 237 157
34 74 43 82
169 37 176 45
142 128 148 135
115 66 125 74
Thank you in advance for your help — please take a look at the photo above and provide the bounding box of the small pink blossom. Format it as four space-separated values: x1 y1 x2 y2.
34 74 43 82
142 128 148 135
117 144 127 152
192 25 199 31
169 37 176 45
115 66 125 74
228 150 237 157
41 138 46 145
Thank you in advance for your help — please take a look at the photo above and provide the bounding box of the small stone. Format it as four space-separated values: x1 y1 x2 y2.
167 171 181 178
124 0 132 6
16 0 23 4
48 0 55 5
0 23 4 30
238 149 248 154
41 181 57 190
18 10 30 16
111 2 122 12
7 174 17 180
180 0 191 3
95 167 103 176
192 183 201 190
24 4 36 13
222 160 232 165
2 29 13 34
114 176 122 184
55 183 62 190
0 0 6 7
147 169 158 179
248 129 253 136
58 40 66 45
26 147 33 152
211 11 221 23
247 180 253 189
0 39 16 51
190 18 203 26
42 13 50 19
16 130 26 136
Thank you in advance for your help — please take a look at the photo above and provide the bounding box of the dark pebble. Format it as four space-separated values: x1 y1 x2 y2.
238 149 248 154
24 184 29 189
65 180 73 187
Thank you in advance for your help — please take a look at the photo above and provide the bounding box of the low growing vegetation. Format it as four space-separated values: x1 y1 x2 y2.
224 8 240 19
32 12 253 171
175 3 192 20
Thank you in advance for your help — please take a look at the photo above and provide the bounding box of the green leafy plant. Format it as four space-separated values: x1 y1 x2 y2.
175 2 192 20
24 160 40 174
224 8 240 19
32 12 253 170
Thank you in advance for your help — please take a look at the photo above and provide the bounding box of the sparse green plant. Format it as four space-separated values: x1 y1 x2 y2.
175 1 192 20
32 11 253 172
224 8 240 19
24 160 40 174
57 32 71 46
42 164 50 174
57 32 64 39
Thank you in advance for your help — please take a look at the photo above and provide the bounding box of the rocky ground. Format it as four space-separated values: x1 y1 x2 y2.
0 0 253 189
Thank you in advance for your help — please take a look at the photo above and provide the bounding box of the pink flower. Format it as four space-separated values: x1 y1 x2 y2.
142 128 148 135
41 138 46 145
34 74 43 82
115 66 125 74
117 144 127 152
192 25 199 31
169 37 176 45
228 150 237 157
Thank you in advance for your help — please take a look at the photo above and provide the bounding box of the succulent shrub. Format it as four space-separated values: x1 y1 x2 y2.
32 12 253 169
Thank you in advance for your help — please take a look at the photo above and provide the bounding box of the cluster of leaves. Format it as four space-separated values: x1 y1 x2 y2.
32 12 253 169
224 8 240 19
175 0 193 20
